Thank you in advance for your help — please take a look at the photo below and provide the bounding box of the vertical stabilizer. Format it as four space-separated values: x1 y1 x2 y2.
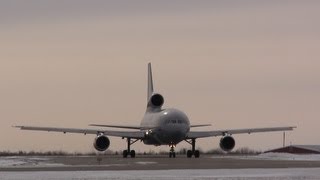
147 63 154 101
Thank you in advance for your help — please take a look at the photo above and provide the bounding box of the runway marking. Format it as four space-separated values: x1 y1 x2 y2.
135 161 157 165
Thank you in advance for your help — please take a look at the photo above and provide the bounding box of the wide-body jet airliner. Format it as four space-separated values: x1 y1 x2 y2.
15 63 295 158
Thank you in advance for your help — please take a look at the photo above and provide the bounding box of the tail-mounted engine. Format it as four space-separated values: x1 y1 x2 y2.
219 136 235 152
148 93 164 108
93 135 110 151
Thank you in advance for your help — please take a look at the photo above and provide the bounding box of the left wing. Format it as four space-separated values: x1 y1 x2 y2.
187 126 296 139
14 126 145 139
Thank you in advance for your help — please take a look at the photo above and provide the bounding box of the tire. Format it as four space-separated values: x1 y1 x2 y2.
187 150 193 158
194 150 200 158
130 150 136 158
169 152 172 158
123 150 128 158
173 152 176 158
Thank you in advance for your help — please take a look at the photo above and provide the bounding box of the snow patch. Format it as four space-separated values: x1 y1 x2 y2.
0 158 26 167
135 161 157 165
0 156 64 167
246 153 320 161
212 153 320 161
258 153 320 161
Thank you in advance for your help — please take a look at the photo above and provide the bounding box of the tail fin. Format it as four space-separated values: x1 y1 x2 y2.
147 63 154 101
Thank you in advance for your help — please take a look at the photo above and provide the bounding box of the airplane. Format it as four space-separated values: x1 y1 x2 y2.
15 63 296 158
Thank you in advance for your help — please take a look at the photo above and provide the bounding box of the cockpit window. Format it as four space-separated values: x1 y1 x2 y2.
165 119 185 124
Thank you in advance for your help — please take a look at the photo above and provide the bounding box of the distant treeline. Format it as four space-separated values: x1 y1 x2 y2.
0 147 261 156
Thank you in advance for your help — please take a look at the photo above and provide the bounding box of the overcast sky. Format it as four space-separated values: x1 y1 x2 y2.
1 0 319 153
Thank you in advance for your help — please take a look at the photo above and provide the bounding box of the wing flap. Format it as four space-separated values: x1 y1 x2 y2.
187 126 296 139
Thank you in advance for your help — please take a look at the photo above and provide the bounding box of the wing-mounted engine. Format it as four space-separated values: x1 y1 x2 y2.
93 135 110 151
219 136 235 152
148 93 164 108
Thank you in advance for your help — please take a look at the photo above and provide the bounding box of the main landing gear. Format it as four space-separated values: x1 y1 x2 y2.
185 138 200 158
122 137 138 158
169 145 176 158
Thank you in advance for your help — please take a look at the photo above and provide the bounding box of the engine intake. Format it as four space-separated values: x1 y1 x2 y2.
219 136 235 152
93 135 110 151
149 93 164 107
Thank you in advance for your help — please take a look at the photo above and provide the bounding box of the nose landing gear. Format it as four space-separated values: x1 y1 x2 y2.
169 144 176 158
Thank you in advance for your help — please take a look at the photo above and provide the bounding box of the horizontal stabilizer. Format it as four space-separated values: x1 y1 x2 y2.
190 124 212 128
89 124 154 130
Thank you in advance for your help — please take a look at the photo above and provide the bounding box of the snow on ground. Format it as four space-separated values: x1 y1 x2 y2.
257 153 320 161
0 158 26 167
0 156 63 167
1 168 320 180
217 153 320 161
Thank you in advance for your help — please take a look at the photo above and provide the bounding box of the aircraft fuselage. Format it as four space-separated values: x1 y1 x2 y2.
141 108 190 146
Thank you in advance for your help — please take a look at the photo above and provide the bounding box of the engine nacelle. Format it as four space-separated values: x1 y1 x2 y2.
148 93 164 107
219 136 235 152
93 135 110 151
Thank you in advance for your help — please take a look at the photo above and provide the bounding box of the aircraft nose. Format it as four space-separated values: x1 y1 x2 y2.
164 126 187 143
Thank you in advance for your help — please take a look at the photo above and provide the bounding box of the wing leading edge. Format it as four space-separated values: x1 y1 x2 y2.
187 126 296 139
14 126 145 139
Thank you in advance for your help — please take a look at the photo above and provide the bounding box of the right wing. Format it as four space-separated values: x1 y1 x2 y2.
14 126 145 139
187 126 296 139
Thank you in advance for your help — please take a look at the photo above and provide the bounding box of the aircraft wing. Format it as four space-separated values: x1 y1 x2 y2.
186 126 296 139
14 126 145 139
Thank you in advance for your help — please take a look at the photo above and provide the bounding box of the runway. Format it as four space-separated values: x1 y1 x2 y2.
2 168 320 180
1 154 320 171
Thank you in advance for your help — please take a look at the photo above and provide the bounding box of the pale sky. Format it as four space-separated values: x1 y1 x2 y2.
1 0 319 153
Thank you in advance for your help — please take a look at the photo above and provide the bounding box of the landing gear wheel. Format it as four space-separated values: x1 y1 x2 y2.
187 150 193 158
130 150 136 158
169 152 176 158
185 138 200 158
123 150 128 158
194 150 200 158
123 138 138 158
169 145 176 158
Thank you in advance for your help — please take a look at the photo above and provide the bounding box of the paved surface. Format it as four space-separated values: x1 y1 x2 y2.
1 155 320 171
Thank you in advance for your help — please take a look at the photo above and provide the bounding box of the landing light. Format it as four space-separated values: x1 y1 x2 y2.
145 130 152 136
